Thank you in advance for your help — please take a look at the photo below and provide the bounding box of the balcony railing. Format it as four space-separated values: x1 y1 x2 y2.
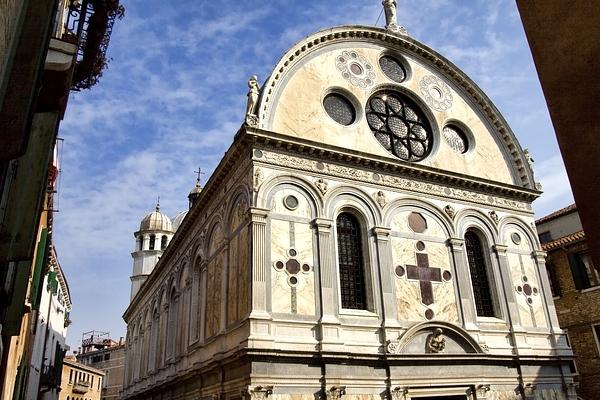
63 0 124 90
73 380 90 394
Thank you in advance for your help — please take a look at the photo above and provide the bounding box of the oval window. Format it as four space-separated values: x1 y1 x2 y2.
379 55 407 83
442 124 469 154
323 93 356 126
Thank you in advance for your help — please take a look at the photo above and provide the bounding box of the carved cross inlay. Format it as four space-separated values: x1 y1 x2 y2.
406 253 442 306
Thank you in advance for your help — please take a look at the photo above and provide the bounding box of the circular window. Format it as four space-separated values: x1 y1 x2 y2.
442 124 469 154
323 93 356 126
366 91 433 161
379 55 406 83
283 195 299 210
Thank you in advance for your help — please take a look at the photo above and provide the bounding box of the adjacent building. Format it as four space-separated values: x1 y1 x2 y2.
77 331 126 400
60 355 104 400
0 0 122 398
536 204 599 400
122 4 575 400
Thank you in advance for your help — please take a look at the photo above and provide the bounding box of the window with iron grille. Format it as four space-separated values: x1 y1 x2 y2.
336 213 367 310
465 231 496 317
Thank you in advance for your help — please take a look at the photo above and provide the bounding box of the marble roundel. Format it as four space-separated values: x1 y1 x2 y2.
419 75 453 111
336 50 376 88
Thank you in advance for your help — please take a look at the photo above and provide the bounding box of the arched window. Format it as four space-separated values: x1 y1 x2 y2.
336 212 367 310
465 230 496 317
149 234 155 250
161 235 168 250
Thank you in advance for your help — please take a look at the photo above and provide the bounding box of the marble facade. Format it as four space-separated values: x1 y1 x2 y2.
122 22 575 400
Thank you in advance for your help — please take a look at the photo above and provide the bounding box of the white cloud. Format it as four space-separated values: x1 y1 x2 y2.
532 155 575 217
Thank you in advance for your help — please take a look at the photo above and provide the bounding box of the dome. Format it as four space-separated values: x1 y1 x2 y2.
139 203 173 232
171 210 188 231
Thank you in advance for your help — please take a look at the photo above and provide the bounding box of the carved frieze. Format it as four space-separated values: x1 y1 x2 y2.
256 150 531 212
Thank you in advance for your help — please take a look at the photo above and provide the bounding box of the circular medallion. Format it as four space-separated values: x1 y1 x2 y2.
395 265 406 277
288 276 298 286
286 259 301 274
523 284 533 296
443 270 452 281
302 263 311 272
416 241 426 251
253 149 263 158
283 195 299 210
408 212 428 233
425 309 435 320
288 248 297 257
275 261 284 270
419 75 453 111
511 232 522 245
336 50 376 88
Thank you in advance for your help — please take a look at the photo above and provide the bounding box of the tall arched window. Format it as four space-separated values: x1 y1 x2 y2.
161 235 168 250
465 230 496 317
336 212 367 310
149 234 156 250
166 289 178 359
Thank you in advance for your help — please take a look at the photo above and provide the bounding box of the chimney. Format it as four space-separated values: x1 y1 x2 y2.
119 336 124 346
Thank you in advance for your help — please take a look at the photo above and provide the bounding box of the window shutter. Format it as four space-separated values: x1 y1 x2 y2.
568 253 590 290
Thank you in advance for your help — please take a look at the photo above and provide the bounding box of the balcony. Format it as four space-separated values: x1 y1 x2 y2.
73 380 90 394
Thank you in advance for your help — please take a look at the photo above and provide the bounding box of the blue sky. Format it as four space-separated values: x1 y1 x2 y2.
54 0 573 350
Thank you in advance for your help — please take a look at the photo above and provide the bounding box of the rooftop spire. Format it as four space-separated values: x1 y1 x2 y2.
156 196 160 212
193 167 205 187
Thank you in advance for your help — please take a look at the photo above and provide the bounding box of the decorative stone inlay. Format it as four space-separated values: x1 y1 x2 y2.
408 212 427 233
419 75 453 111
515 275 539 305
273 247 312 288
404 245 443 306
390 387 409 400
336 50 375 88
426 328 446 353
315 178 328 195
256 150 532 212
283 195 299 210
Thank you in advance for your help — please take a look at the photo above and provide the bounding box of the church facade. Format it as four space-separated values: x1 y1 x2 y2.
122 10 575 400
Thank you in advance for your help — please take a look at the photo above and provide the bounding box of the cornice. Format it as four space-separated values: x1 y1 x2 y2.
257 25 535 189
246 127 539 211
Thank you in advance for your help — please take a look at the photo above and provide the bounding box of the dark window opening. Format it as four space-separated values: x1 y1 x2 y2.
569 252 599 290
546 261 561 297
465 231 496 317
161 235 168 250
336 212 367 310
149 234 155 250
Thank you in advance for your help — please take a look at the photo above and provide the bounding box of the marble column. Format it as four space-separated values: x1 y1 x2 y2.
447 238 476 330
372 227 400 328
220 242 229 334
249 208 270 319
199 264 208 343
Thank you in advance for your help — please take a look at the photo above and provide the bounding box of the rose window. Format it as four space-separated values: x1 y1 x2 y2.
365 91 433 161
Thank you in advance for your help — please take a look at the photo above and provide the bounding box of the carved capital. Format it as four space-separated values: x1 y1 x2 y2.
390 387 408 400
313 218 333 232
532 250 547 263
444 205 456 219
250 207 270 224
315 178 328 195
243 386 273 400
372 226 391 239
521 383 537 399
492 244 508 256
489 211 499 224
446 237 464 250
325 386 346 400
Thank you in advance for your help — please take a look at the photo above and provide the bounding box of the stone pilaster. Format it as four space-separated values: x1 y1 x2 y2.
493 244 529 353
532 250 561 331
313 217 343 351
447 238 476 329
220 242 230 334
372 227 400 328
250 208 270 319
199 263 208 343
